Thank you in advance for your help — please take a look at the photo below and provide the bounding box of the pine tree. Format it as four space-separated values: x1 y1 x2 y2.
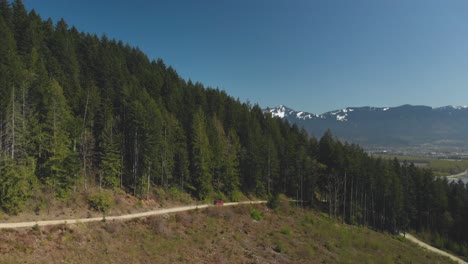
210 117 241 200
99 113 122 189
39 79 74 197
0 156 36 214
190 108 213 200
169 116 190 191
0 0 12 35
140 97 162 196
11 0 28 57
223 129 241 200
0 15 21 117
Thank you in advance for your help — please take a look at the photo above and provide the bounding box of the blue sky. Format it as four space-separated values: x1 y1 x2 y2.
23 0 468 114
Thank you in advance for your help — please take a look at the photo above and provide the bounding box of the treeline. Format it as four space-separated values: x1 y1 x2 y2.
0 0 467 257
317 131 468 256
0 0 319 208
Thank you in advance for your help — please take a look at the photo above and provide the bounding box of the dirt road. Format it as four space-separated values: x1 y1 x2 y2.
0 200 266 229
402 233 467 264
1 201 465 263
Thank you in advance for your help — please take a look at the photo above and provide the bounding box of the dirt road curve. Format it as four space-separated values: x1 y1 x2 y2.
0 201 266 229
402 233 467 264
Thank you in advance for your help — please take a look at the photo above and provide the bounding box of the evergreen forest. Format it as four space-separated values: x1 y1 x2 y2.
0 0 467 257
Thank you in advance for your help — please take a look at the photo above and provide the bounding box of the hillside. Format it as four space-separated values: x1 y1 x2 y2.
265 104 468 150
1 1 468 261
0 202 457 264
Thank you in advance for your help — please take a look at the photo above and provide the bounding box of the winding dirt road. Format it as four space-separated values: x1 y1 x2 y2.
402 233 467 264
0 201 266 229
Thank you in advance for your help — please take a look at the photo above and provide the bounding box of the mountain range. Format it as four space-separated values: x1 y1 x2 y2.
265 104 468 149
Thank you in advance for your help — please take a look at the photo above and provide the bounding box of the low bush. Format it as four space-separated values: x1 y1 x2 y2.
32 224 40 232
273 243 283 253
87 190 114 216
149 217 172 237
229 190 242 202
281 227 291 235
267 193 280 210
250 209 262 221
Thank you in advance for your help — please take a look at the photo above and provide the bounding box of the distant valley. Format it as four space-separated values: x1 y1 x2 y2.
265 104 468 158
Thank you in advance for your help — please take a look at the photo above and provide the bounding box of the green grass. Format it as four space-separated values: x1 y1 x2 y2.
430 159 468 176
374 154 468 176
280 226 291 235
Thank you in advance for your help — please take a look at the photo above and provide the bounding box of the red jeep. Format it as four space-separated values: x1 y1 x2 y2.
214 200 224 205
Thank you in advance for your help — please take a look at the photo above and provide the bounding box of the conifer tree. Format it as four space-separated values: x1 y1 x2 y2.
39 80 74 197
169 116 190 191
11 0 28 57
223 129 241 200
99 112 122 189
0 0 12 27
190 108 213 200
0 156 36 214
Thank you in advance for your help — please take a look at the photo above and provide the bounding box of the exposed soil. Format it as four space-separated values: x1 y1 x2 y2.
0 200 457 264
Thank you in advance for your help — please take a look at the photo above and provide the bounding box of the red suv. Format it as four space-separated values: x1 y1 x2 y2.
214 200 224 205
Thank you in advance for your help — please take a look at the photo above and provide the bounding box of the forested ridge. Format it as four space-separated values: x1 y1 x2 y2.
0 0 467 257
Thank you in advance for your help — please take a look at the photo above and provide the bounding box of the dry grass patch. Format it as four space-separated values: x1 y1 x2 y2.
0 201 458 264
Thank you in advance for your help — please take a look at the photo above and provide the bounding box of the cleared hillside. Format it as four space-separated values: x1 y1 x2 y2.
0 201 455 264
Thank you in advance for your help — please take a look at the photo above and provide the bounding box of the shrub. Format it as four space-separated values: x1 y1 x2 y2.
267 193 280 210
32 224 40 232
273 244 283 253
88 190 114 216
149 217 172 237
251 209 262 221
281 227 291 235
168 187 193 204
230 190 242 202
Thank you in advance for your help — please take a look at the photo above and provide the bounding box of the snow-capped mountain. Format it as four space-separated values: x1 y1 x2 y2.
265 105 321 120
433 105 468 111
264 104 468 147
320 106 392 122
265 105 394 122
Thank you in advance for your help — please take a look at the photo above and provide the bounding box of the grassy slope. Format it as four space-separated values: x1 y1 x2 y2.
373 154 468 176
0 200 455 264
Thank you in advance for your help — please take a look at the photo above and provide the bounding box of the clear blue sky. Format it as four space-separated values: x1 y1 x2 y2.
23 0 468 114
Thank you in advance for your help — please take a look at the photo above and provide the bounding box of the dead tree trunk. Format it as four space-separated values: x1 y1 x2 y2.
342 171 347 223
133 130 138 196
11 87 15 159
350 176 354 221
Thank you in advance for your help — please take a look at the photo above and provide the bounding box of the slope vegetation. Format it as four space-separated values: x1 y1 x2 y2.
0 201 456 264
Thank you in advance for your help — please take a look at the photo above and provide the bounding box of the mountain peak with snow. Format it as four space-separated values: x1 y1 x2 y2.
265 104 468 123
265 105 321 120
266 105 397 122
263 104 468 148
320 106 395 122
434 105 468 110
